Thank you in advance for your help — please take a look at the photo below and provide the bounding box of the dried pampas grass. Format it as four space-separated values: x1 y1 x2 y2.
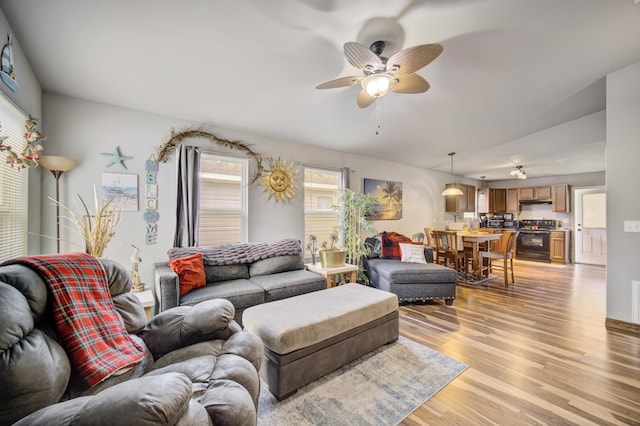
52 186 123 257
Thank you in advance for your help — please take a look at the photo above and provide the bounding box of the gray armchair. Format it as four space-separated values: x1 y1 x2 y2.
0 256 263 426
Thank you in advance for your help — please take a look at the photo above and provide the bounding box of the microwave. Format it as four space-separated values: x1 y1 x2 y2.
487 219 504 229
503 220 518 229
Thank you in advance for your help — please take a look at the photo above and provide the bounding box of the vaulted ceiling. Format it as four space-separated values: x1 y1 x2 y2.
2 0 639 180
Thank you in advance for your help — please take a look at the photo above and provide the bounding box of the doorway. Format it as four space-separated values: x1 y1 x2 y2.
573 186 606 266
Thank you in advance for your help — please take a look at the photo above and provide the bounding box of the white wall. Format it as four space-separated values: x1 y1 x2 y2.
606 60 640 324
41 93 459 287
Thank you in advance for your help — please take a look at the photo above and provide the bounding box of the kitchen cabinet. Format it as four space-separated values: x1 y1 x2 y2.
552 184 570 212
518 187 535 200
445 184 476 213
535 186 552 200
506 188 519 212
477 188 506 213
550 230 570 263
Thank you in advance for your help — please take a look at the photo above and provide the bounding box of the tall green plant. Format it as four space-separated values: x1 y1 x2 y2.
336 188 377 281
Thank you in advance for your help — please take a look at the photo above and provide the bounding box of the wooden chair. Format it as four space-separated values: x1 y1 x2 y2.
433 230 468 281
424 227 437 249
481 230 518 286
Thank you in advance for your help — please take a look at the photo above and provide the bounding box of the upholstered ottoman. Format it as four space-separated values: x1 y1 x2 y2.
242 283 399 400
366 258 458 305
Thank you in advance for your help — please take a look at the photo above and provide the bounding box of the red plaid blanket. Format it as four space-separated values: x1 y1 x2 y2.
380 232 412 260
6 253 145 387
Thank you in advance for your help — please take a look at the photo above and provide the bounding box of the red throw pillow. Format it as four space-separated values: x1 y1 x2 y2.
169 252 206 296
380 232 413 260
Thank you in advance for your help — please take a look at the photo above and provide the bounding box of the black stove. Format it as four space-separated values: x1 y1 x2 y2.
519 219 557 231
516 220 557 262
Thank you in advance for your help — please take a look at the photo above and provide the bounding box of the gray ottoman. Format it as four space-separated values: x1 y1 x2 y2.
242 283 399 400
366 258 458 305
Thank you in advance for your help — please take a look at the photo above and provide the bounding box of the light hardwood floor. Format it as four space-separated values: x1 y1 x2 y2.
398 260 640 425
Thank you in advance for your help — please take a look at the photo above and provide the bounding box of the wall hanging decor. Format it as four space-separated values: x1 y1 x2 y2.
0 115 46 168
101 172 138 211
1 33 19 92
101 146 133 169
259 157 299 204
143 155 159 245
363 178 403 220
156 127 264 182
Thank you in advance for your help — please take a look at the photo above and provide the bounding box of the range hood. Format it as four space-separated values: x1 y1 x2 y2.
519 199 552 205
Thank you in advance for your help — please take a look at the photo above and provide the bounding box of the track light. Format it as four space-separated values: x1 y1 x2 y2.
510 165 527 180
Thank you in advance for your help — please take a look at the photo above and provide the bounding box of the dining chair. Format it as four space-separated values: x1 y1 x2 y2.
480 230 518 286
433 230 467 281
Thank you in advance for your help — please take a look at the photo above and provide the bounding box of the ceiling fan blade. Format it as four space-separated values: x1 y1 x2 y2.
386 43 443 74
356 90 376 108
316 76 362 89
391 73 430 94
344 42 383 71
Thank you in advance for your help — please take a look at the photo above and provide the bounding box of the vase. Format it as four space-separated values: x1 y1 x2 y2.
319 249 347 268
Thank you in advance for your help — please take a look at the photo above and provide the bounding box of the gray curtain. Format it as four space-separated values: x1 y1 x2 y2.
173 145 200 247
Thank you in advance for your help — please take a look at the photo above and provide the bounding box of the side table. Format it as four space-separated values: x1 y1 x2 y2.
132 289 155 320
305 263 359 288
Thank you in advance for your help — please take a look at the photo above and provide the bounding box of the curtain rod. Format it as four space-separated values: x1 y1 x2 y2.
297 161 354 173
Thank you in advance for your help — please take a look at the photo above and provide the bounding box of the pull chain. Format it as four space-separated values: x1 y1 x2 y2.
375 97 382 135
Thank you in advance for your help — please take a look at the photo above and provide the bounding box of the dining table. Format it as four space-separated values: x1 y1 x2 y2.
457 231 503 281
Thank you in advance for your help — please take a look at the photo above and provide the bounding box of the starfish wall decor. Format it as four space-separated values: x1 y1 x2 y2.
101 146 133 169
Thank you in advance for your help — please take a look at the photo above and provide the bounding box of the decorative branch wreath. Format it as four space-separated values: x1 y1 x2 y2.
156 127 265 183
0 115 47 168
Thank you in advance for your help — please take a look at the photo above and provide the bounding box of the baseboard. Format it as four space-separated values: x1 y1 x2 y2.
605 317 640 337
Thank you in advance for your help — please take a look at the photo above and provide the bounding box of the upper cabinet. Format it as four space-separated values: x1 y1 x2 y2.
518 186 551 200
445 184 476 213
518 187 535 200
535 186 552 200
552 184 570 212
506 188 519 213
477 188 506 213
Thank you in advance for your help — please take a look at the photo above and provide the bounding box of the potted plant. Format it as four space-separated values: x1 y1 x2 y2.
318 230 347 268
336 188 377 281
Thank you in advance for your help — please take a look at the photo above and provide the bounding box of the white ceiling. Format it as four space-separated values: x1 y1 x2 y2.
2 0 639 181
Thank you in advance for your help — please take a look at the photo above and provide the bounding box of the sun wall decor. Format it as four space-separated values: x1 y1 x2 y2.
259 157 299 204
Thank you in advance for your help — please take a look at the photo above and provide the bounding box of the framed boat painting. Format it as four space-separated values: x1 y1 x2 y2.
363 178 403 220
102 172 138 211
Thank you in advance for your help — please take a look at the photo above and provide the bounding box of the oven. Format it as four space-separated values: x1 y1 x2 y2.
516 219 556 262
516 230 550 262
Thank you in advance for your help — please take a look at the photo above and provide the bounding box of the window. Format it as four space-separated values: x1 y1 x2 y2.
304 167 343 256
0 95 28 262
198 153 248 247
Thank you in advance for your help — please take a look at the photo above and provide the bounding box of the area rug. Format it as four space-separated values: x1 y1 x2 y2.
257 336 467 426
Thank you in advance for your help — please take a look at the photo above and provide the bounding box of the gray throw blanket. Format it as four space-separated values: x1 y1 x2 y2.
168 238 302 266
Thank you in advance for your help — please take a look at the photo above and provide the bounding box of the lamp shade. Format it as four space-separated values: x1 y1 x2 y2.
39 155 77 172
441 184 464 196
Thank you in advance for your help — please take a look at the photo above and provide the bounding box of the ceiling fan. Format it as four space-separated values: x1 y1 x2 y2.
316 40 443 108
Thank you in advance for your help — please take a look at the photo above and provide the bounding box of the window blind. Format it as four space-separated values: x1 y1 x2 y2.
0 94 29 262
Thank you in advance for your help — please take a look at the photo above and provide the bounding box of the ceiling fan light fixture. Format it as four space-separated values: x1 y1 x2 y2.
510 165 527 179
362 73 394 97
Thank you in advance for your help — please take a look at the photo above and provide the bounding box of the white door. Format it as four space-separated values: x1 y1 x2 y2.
574 186 606 265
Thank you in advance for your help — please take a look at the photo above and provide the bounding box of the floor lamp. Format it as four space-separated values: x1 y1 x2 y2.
39 155 77 253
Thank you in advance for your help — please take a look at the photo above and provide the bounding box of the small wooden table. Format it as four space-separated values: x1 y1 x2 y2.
306 263 359 288
459 232 503 280
132 289 155 320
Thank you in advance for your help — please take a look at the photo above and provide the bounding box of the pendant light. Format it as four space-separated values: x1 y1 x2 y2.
441 152 464 196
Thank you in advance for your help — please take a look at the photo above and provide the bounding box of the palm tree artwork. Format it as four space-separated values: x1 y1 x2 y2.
363 178 403 220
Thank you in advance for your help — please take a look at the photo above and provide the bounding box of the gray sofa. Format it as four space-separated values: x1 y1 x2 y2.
364 236 458 305
154 239 326 325
0 255 263 426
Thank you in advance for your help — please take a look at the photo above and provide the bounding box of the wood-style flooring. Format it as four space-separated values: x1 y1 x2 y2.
398 260 640 425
